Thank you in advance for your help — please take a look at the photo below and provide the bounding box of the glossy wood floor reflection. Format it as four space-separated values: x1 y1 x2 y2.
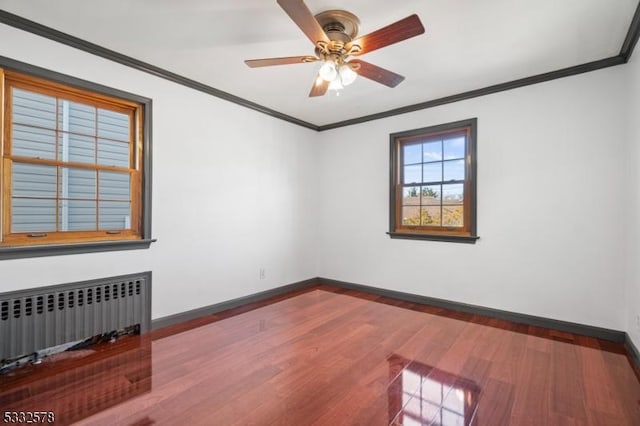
1 285 639 425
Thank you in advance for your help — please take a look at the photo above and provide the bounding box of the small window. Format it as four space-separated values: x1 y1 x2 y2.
389 118 478 243
0 68 150 250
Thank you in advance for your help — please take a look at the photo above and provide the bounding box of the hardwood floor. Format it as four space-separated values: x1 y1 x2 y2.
1 284 639 425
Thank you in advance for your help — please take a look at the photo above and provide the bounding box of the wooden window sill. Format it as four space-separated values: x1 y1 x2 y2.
387 232 479 244
0 238 157 260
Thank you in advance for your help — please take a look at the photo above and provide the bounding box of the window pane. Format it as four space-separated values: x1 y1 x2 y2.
403 415 423 426
443 136 465 160
12 88 56 129
443 159 465 181
423 162 442 183
421 185 441 205
98 171 130 200
421 206 441 226
402 392 412 409
11 198 56 232
403 143 421 165
403 394 422 418
98 201 131 230
60 168 96 199
59 101 96 137
402 370 422 393
98 109 130 142
422 378 444 404
12 163 56 198
402 206 421 226
403 187 420 205
404 164 422 184
422 141 442 162
443 206 464 227
442 409 465 426
59 200 96 231
419 400 442 425
443 183 464 204
97 139 130 168
59 133 96 164
443 387 466 413
12 125 56 160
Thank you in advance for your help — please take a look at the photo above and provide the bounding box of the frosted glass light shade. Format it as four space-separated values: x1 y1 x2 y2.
339 65 357 86
319 61 337 82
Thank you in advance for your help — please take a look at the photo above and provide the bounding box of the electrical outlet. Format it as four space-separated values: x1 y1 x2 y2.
259 268 266 280
636 314 640 331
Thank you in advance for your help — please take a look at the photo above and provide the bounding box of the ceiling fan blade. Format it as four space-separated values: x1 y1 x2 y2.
277 0 329 45
309 74 329 97
348 14 425 56
245 56 317 68
349 59 405 88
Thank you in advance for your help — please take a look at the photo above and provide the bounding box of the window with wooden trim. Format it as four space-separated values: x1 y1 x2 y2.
389 118 478 243
0 68 149 249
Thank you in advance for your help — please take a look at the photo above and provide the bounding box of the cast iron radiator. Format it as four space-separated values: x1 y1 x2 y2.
0 272 151 361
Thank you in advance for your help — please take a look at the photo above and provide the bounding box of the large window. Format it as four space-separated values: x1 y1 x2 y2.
0 65 152 256
389 118 478 243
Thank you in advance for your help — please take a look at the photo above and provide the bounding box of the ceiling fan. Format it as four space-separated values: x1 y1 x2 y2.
245 0 426 97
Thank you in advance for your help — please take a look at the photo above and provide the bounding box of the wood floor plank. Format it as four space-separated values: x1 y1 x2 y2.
509 348 551 425
551 341 587 421
474 378 516 425
580 345 624 416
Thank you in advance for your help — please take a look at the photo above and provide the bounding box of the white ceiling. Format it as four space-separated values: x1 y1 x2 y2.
1 0 638 127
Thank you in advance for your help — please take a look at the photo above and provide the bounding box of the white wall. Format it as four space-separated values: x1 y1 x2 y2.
317 65 629 330
0 24 319 320
627 49 640 347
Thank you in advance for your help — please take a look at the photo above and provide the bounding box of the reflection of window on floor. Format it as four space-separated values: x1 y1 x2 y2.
389 354 480 425
402 369 465 425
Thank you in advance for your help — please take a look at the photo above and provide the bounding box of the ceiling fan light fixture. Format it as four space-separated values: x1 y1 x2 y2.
318 61 337 82
338 64 357 86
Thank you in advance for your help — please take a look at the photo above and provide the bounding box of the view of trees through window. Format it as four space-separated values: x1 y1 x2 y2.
400 134 466 228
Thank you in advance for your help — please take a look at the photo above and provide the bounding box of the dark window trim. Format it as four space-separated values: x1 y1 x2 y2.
0 239 156 260
389 118 478 244
0 56 154 260
386 232 479 244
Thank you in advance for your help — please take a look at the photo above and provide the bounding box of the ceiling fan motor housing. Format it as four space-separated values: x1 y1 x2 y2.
324 21 350 43
314 10 362 60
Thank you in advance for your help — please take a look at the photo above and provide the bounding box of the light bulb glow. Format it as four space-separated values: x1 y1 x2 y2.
318 61 337 82
339 64 357 86
328 78 343 91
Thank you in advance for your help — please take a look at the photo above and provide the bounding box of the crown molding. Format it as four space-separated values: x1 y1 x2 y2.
317 56 625 131
621 0 640 61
